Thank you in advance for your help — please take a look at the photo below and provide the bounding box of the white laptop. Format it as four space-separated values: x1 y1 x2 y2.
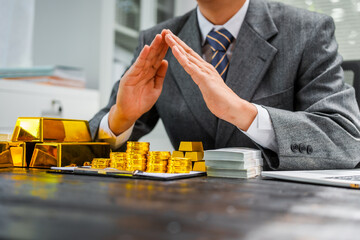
262 169 360 189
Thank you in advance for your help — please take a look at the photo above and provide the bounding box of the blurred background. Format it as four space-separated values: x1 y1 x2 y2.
0 0 359 150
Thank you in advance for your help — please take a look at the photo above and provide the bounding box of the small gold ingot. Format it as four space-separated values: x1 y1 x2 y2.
185 152 204 161
30 142 110 168
178 141 203 152
192 161 206 172
83 162 91 166
11 117 92 142
172 151 184 158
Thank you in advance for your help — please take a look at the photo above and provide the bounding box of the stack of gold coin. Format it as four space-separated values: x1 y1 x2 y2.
91 158 110 169
126 141 149 154
126 153 147 171
125 142 149 171
146 151 171 173
110 152 127 170
167 157 192 173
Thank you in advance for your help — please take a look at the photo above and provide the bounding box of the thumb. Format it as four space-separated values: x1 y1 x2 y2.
154 60 168 89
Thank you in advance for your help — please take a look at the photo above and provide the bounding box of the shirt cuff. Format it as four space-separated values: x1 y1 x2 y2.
241 104 277 152
97 113 134 150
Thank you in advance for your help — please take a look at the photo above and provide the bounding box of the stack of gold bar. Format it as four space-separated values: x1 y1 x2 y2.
146 151 171 173
167 157 192 173
125 141 149 171
109 152 127 170
0 117 111 169
91 158 111 169
173 141 206 172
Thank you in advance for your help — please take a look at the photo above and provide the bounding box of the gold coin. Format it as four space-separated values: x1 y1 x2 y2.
126 165 146 171
110 152 127 159
127 159 147 164
147 159 168 165
126 153 147 160
91 158 111 168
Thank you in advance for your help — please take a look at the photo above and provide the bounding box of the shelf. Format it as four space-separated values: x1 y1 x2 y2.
114 23 139 39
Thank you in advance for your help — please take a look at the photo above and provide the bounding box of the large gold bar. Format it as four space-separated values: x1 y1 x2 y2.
0 141 26 167
30 142 110 168
0 142 12 168
178 141 204 152
9 142 26 167
11 117 92 142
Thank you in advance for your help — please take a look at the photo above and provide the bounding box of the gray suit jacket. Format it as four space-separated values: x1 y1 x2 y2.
90 0 360 170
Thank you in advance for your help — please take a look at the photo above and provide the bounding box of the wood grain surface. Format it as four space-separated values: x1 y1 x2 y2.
0 168 359 240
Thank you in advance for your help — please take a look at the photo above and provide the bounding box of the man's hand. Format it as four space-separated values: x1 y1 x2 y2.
109 31 169 135
164 30 257 131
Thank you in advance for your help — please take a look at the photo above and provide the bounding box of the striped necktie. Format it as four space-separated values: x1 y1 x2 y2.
206 29 234 80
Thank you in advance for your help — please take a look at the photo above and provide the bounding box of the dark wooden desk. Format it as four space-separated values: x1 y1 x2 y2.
0 168 359 240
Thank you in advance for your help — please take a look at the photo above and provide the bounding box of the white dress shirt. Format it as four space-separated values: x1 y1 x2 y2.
98 0 278 152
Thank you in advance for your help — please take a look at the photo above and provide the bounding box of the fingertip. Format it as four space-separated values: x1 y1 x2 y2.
162 59 169 67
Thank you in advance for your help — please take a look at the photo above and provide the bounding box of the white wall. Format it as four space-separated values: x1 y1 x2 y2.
33 0 102 90
0 0 35 67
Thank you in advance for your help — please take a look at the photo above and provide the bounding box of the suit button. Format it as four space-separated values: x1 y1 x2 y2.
299 143 306 153
291 144 298 152
307 145 313 154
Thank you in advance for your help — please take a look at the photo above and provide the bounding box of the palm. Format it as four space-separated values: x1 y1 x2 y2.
118 69 163 120
108 32 169 135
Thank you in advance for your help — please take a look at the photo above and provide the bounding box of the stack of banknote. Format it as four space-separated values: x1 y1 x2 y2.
204 148 263 179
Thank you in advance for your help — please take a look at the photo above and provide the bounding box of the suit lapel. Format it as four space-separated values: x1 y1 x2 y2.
215 0 279 148
168 10 218 139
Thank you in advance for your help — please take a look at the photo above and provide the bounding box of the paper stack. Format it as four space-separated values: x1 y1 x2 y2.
204 147 263 179
0 65 86 88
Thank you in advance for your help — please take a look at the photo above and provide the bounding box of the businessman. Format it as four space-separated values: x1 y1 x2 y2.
89 0 360 170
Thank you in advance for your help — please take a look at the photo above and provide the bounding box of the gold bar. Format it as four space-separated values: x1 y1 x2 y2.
185 151 204 161
0 141 26 167
9 142 26 167
172 151 184 158
178 141 204 152
0 148 13 168
30 142 110 168
192 161 206 172
12 117 91 142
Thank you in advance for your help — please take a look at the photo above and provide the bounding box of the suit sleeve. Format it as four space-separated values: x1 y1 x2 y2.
89 31 160 151
262 16 360 170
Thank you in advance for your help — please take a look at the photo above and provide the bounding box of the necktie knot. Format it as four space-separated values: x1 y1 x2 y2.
206 28 234 52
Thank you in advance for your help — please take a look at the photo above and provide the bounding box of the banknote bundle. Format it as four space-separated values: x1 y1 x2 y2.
204 148 263 179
